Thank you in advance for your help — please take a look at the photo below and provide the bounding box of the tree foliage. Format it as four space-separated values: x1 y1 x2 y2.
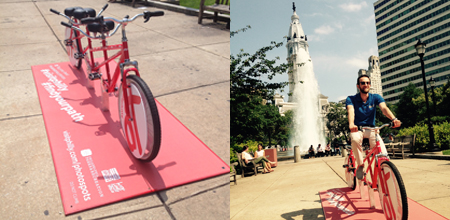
326 102 349 143
395 83 424 128
398 121 450 150
396 81 450 129
230 27 292 154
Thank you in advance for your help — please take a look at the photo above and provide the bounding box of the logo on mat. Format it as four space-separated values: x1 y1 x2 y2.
81 149 92 157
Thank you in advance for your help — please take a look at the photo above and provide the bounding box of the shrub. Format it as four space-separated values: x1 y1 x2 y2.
398 121 450 150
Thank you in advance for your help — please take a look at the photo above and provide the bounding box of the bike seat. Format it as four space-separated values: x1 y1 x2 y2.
87 20 115 33
64 7 83 17
65 7 96 19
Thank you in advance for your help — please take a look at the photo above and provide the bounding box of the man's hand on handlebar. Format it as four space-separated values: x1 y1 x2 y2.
392 119 401 128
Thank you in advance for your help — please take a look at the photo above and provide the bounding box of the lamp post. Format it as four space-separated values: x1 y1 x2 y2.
429 76 437 116
415 39 439 151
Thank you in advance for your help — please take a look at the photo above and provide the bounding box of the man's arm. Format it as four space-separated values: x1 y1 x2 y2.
379 102 401 128
347 105 358 132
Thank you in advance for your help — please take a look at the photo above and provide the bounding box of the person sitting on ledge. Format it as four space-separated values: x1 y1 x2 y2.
308 145 315 158
242 145 273 173
325 144 331 156
317 144 324 157
255 144 276 168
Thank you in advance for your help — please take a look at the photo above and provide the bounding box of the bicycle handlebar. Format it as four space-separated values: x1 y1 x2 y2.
50 8 60 15
359 122 393 131
61 11 164 39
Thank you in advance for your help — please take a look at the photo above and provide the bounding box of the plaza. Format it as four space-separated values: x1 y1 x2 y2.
231 156 450 219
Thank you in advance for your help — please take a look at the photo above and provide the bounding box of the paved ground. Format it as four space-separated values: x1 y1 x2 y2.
0 0 229 219
230 156 450 220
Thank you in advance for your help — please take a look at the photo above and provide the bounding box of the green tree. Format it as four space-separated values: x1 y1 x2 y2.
437 81 450 118
412 81 450 123
230 27 291 149
376 102 398 137
395 83 423 128
326 102 349 143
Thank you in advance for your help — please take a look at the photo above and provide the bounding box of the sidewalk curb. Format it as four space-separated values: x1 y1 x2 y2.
409 154 450 160
141 0 230 22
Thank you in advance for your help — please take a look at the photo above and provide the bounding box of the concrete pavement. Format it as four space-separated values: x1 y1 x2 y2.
0 0 229 219
230 156 450 220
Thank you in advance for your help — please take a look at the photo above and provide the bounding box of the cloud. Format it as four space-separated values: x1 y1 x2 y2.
305 12 324 17
339 2 368 12
346 57 367 68
314 25 334 35
364 14 375 25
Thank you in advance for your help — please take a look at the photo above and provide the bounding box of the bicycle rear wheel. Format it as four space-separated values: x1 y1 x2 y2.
344 155 356 190
65 27 82 69
118 75 161 162
377 160 408 220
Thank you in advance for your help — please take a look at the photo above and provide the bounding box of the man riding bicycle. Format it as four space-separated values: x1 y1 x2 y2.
346 75 401 180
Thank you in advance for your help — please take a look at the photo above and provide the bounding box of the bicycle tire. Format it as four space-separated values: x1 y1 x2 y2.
344 155 356 190
65 27 82 69
377 160 408 220
118 75 161 162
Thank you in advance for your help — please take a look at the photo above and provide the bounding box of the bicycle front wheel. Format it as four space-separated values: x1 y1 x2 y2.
65 27 82 69
344 155 356 190
377 160 408 220
118 75 161 162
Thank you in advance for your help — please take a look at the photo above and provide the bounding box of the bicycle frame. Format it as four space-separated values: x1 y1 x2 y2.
361 137 385 190
357 130 398 216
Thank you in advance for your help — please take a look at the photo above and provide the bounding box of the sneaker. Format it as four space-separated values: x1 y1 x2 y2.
356 166 364 180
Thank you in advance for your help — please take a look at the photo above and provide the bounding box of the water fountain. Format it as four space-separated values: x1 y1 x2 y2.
286 4 326 154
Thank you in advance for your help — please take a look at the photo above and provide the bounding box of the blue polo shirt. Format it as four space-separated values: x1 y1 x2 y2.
346 93 385 126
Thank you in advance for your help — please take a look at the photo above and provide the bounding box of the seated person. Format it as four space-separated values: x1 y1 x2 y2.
317 144 324 157
325 144 331 156
242 145 273 173
308 145 315 158
255 144 276 167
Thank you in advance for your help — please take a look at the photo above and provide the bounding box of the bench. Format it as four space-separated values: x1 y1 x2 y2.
198 0 230 28
230 162 238 185
236 152 263 178
385 134 416 159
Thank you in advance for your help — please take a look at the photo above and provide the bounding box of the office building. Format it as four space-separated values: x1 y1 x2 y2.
374 0 450 103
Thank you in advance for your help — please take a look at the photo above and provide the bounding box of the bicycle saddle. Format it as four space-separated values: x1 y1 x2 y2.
64 7 96 19
87 21 115 33
80 16 114 33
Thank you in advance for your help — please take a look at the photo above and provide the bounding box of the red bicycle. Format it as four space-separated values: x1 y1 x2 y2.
343 123 408 220
50 5 163 162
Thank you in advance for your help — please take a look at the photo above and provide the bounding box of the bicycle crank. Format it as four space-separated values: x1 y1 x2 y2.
88 72 102 80
74 52 85 59
64 39 73 46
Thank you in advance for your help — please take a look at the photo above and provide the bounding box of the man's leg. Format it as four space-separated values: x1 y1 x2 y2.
350 131 364 179
369 131 388 154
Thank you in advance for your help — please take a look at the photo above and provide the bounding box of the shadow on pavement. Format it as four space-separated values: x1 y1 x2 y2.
281 208 324 220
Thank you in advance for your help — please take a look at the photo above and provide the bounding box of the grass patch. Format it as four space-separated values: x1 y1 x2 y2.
179 0 229 9
443 149 450 155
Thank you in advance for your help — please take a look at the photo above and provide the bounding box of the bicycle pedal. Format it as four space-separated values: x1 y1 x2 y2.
74 52 84 59
64 39 73 47
88 72 102 80
343 164 349 168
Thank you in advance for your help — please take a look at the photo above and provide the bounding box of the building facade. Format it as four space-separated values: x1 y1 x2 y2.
357 55 383 96
374 0 450 103
274 5 329 138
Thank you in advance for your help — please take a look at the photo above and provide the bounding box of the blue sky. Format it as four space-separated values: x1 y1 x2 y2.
230 0 379 102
